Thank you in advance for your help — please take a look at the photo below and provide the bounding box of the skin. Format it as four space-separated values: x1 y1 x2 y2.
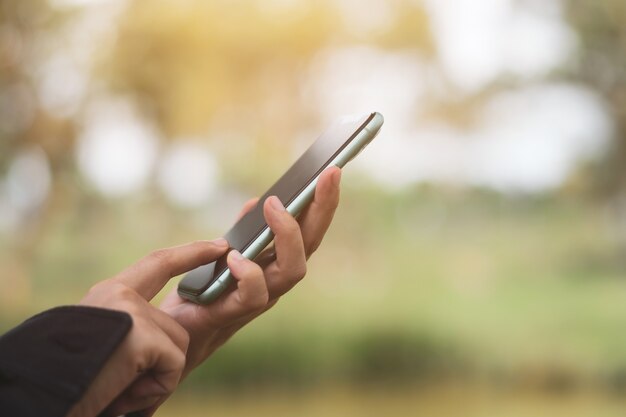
68 166 342 416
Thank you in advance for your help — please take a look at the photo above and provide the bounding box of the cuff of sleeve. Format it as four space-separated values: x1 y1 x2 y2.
0 306 132 409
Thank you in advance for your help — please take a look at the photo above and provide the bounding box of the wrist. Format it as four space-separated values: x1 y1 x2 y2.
183 324 241 377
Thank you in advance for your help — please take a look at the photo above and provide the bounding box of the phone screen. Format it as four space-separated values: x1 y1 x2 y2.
178 113 375 296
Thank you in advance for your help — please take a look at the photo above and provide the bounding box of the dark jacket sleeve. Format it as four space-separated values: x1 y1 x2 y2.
0 306 132 417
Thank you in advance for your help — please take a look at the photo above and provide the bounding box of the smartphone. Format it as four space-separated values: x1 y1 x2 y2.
177 112 384 304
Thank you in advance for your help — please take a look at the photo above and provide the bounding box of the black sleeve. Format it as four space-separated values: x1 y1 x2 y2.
0 306 132 417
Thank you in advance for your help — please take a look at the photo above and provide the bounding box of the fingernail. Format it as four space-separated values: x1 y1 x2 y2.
269 196 285 212
229 249 245 262
332 169 342 187
212 238 229 247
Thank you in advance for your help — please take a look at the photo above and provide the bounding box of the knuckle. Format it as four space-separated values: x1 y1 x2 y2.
86 280 107 295
111 281 137 301
248 292 269 312
83 279 146 317
291 263 307 282
191 240 208 249
329 194 340 210
92 279 134 300
255 287 270 308
284 218 302 235
178 326 190 351
148 248 172 268
120 301 144 322
174 349 187 371
274 210 298 233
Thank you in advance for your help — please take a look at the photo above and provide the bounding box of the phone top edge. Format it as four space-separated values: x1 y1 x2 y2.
203 111 381 262
369 112 384 132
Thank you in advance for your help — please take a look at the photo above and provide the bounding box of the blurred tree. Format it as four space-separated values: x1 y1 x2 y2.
101 0 432 186
0 0 76 311
1 0 78 173
565 0 626 199
104 1 340 137
565 0 626 254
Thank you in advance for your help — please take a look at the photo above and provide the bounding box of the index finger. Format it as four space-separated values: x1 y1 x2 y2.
114 239 229 300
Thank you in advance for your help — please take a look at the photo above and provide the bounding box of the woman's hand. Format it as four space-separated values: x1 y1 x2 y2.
159 166 342 376
69 240 230 417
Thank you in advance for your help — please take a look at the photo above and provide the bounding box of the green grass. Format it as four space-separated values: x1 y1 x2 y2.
158 383 626 417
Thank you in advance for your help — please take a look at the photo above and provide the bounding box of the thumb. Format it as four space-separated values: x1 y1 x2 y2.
114 239 229 300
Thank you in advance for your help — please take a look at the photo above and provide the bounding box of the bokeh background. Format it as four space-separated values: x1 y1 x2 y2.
1 0 626 415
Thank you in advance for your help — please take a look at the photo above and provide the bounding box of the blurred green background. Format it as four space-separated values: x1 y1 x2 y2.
1 0 626 415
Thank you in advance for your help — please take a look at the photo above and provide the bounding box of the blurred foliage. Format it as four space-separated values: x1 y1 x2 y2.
565 0 626 198
101 0 432 188
0 0 70 314
104 0 432 137
105 1 341 137
1 0 626 415
0 0 74 170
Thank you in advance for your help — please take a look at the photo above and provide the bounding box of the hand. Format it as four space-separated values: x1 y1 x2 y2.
68 240 230 417
160 166 342 375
